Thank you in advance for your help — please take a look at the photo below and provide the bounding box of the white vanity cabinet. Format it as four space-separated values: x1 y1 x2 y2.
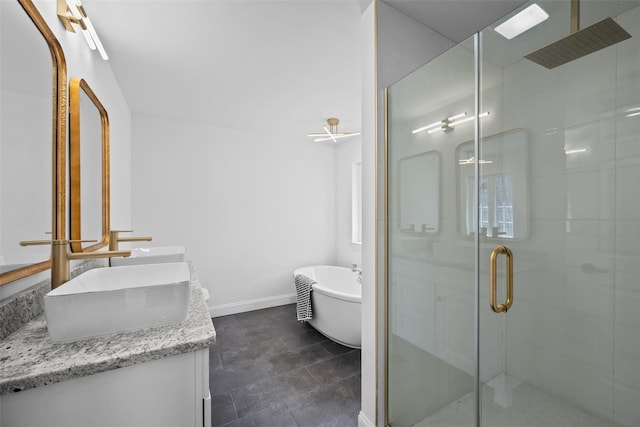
1 349 211 427
0 267 215 427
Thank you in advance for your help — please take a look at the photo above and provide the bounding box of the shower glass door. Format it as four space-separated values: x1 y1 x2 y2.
387 1 640 426
386 36 477 427
477 2 639 426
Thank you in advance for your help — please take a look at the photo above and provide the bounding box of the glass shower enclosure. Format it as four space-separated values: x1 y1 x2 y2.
386 1 640 426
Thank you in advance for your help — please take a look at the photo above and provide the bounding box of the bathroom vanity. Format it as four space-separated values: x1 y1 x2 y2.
0 265 215 427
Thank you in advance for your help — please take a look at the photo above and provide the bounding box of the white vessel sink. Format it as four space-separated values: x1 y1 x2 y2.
44 262 191 343
110 246 186 266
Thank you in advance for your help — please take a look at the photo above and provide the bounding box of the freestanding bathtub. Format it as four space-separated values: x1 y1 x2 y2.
293 265 361 349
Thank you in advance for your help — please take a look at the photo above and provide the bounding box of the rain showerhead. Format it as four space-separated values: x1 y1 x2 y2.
524 0 631 69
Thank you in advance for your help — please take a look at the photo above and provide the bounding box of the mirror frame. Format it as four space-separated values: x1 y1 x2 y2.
69 77 110 253
397 150 442 235
0 0 67 286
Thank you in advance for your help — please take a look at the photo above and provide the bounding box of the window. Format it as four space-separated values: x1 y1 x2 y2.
468 174 514 238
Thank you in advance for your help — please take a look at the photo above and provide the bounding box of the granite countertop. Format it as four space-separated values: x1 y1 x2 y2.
0 266 216 396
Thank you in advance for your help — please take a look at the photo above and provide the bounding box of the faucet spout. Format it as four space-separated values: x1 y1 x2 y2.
21 239 130 288
50 241 130 289
109 230 153 251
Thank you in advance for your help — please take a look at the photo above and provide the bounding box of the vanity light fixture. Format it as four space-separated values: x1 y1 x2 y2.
412 113 467 134
308 118 361 143
564 148 588 154
414 112 490 135
57 0 108 60
494 4 549 40
626 107 640 118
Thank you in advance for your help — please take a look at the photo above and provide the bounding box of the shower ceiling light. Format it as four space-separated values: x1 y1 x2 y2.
308 118 361 143
494 4 549 40
57 0 108 60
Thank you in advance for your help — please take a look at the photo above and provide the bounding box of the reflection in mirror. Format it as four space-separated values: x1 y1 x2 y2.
0 0 66 285
69 78 109 253
398 151 440 234
457 129 529 239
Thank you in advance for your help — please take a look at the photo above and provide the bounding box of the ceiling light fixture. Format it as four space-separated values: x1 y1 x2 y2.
494 4 549 40
414 112 490 135
308 118 361 143
459 157 493 165
58 0 108 60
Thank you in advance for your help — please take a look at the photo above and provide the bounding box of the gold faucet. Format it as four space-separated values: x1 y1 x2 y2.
20 239 130 289
109 230 152 251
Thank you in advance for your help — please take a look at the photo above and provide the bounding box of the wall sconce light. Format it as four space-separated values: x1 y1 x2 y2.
412 112 490 135
57 0 108 60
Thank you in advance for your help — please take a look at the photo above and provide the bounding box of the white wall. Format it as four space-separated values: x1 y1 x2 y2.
33 0 132 232
336 138 363 267
0 0 132 300
359 3 377 426
132 113 337 316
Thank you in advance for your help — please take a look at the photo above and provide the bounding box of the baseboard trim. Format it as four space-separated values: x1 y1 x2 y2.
358 411 375 427
209 293 296 317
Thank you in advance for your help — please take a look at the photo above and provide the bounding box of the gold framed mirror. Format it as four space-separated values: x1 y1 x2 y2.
69 78 110 253
0 0 67 286
397 151 441 234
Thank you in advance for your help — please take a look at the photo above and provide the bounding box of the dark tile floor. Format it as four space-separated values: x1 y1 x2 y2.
209 304 361 427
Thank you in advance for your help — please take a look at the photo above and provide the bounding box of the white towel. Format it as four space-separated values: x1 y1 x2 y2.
294 274 315 322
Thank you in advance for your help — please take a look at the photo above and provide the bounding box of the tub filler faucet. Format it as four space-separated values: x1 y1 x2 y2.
352 264 362 283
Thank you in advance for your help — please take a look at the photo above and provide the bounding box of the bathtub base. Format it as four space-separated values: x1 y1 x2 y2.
310 322 361 349
294 265 362 350
308 290 361 349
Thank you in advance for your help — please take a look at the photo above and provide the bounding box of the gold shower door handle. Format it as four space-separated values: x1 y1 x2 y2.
489 245 513 313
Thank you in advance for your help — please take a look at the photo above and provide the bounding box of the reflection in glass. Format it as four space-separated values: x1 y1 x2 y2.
398 152 440 234
457 130 528 240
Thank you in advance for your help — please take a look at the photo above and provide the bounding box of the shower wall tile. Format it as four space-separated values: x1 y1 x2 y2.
573 362 614 420
564 220 615 253
615 220 640 255
615 117 640 161
506 336 576 404
566 169 615 220
615 286 640 326
503 57 616 136
563 121 617 170
616 165 640 219
528 131 570 177
614 322 640 392
616 17 640 111
530 175 568 220
613 382 640 427
507 300 613 371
